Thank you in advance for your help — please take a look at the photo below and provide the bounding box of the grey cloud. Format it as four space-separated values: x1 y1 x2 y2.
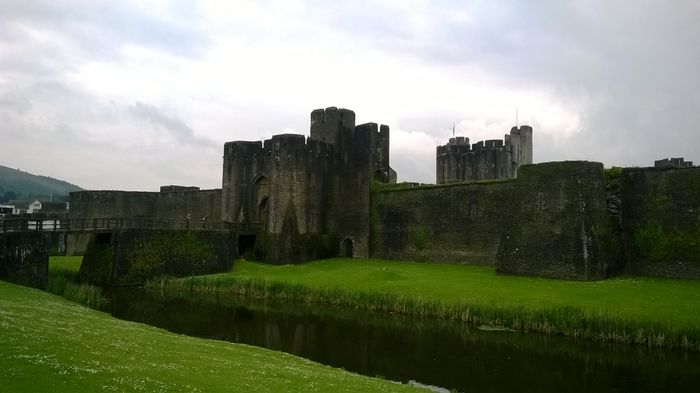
0 0 208 75
0 80 219 189
317 1 700 167
130 102 217 148
0 93 32 115
2 1 698 189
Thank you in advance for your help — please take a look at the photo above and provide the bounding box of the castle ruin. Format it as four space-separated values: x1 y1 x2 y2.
654 157 693 168
436 126 532 183
221 107 395 261
67 107 700 282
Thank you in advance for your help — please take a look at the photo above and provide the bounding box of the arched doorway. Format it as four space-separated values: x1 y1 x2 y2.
340 237 354 258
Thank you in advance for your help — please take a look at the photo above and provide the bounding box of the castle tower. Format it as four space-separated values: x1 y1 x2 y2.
309 107 355 145
508 125 533 177
222 106 397 263
436 125 533 184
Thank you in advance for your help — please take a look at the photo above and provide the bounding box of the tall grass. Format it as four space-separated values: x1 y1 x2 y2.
47 267 108 309
151 275 700 351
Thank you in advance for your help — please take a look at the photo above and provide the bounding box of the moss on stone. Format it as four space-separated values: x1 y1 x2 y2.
79 230 235 285
410 227 428 251
122 231 217 283
604 166 623 184
79 235 113 284
634 220 700 264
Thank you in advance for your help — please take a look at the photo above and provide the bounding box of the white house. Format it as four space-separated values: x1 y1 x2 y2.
26 200 42 214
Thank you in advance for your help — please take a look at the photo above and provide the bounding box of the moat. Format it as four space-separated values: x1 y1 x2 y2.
103 288 700 393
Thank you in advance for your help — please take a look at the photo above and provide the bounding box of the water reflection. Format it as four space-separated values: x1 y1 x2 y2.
104 289 700 393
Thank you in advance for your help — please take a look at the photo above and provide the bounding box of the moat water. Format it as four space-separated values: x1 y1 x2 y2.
103 289 700 393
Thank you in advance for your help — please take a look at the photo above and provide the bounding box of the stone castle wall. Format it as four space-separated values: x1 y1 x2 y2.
436 126 533 184
221 107 395 263
69 189 221 222
79 229 236 285
372 180 515 264
374 161 618 280
496 161 617 280
620 166 700 278
0 231 48 289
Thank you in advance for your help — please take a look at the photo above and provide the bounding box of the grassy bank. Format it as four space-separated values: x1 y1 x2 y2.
46 256 106 308
152 258 700 351
0 279 424 392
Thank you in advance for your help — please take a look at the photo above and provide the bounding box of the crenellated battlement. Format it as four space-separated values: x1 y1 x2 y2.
436 125 533 184
310 107 356 145
654 157 694 168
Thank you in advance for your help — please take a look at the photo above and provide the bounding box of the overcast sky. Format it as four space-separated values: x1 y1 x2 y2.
1 0 698 190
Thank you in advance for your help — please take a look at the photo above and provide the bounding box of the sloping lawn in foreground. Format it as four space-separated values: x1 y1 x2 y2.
156 258 700 349
0 280 424 392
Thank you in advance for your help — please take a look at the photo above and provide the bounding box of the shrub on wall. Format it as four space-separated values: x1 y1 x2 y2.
411 227 428 251
120 231 218 284
634 220 700 264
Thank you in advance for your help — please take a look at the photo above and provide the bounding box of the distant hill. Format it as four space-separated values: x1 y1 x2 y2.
0 164 83 203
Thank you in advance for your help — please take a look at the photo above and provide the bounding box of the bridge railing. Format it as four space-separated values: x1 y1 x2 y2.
0 218 263 233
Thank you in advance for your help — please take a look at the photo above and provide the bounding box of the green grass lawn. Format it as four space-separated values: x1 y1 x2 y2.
50 256 83 272
0 279 423 392
227 258 700 329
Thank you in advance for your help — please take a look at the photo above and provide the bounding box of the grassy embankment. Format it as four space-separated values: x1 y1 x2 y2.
153 258 700 350
0 266 423 392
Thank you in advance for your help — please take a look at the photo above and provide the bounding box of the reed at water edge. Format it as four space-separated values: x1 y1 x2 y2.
149 275 699 351
46 267 108 308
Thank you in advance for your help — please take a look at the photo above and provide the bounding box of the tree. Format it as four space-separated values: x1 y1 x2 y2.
2 191 17 202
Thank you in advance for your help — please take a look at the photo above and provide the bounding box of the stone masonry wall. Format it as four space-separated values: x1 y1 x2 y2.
496 161 616 280
372 180 515 264
69 189 222 222
620 166 700 278
373 161 616 280
79 229 236 285
0 232 48 289
221 135 335 263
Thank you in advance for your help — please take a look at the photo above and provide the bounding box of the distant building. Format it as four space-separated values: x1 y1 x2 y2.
27 200 42 214
654 157 694 168
5 199 67 215
8 200 28 214
0 204 14 216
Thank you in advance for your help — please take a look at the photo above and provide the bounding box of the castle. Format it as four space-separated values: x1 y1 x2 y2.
67 107 700 282
436 126 533 183
220 107 395 261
